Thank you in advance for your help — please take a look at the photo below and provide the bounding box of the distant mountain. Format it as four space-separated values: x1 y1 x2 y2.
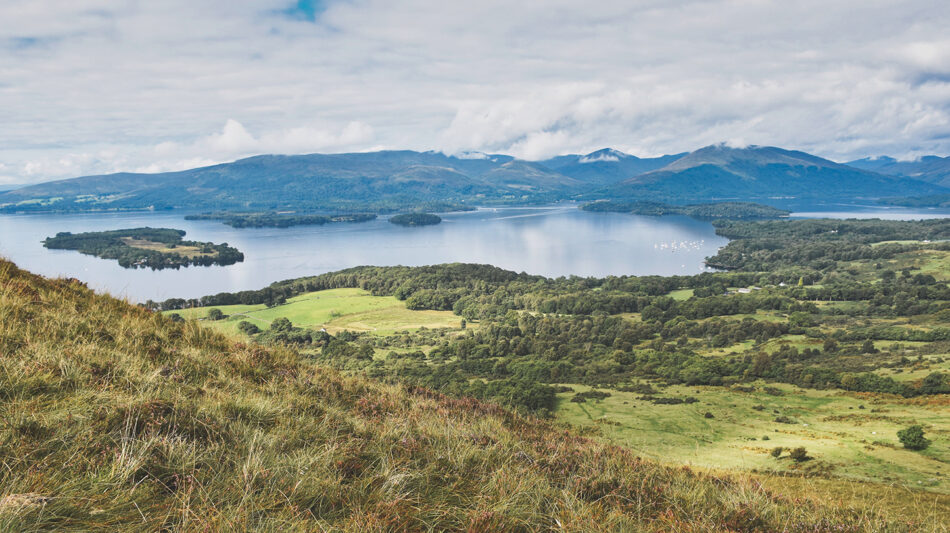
540 148 686 185
5 144 947 213
597 144 948 202
0 151 578 213
846 155 950 188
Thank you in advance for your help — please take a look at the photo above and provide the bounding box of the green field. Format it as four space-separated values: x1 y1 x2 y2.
556 382 949 493
167 287 463 336
666 288 694 300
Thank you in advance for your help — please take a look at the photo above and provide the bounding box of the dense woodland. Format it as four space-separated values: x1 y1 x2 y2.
184 212 377 228
44 227 244 269
151 218 950 412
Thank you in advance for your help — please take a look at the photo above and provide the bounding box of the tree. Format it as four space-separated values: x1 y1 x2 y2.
788 447 809 462
460 318 467 330
897 425 930 450
861 339 877 354
207 308 225 321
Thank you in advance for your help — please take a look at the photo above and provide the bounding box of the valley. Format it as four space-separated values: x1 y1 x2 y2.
145 217 950 505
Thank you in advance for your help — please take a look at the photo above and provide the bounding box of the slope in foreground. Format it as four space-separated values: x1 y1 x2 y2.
0 259 924 531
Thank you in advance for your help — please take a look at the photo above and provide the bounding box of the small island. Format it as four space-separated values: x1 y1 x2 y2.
184 212 377 228
581 201 790 220
389 213 442 226
43 228 244 270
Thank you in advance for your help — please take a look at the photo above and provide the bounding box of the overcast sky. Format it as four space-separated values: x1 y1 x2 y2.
1 0 949 185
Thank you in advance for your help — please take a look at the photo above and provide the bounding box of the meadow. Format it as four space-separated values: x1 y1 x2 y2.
555 381 949 495
167 287 463 336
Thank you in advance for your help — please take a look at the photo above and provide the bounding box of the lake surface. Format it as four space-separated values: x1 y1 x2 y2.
1 204 948 303
0 206 728 302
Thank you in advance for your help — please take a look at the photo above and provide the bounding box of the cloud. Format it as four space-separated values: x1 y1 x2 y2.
1 0 949 183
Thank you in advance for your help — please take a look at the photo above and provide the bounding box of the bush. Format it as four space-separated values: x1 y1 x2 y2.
572 390 611 403
789 447 809 462
271 317 293 332
704 412 715 419
770 447 783 458
897 425 931 450
207 308 225 321
237 321 261 335
774 415 795 424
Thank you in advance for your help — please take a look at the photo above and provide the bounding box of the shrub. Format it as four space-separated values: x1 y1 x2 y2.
789 447 810 462
770 447 783 458
270 317 293 332
704 412 715 419
572 390 611 403
897 425 931 450
207 308 225 320
237 321 261 335
774 415 795 424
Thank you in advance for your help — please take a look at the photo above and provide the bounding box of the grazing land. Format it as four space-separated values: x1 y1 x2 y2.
43 227 243 269
556 381 949 493
167 287 463 336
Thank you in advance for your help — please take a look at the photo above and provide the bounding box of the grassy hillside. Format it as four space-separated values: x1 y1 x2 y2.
557 381 950 494
4 259 930 531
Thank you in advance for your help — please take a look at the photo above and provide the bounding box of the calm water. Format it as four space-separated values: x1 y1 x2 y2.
0 206 728 302
2 205 948 303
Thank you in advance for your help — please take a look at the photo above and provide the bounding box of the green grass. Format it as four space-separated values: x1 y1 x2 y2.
5 258 928 530
666 288 694 301
556 382 949 497
167 288 462 336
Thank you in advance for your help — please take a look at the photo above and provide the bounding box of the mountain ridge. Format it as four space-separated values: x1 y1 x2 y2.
846 154 950 188
596 144 946 202
2 145 947 212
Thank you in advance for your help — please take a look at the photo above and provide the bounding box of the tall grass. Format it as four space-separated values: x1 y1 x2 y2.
0 259 933 531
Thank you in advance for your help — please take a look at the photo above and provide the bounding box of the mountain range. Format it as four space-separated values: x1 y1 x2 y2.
1 144 947 212
846 155 950 188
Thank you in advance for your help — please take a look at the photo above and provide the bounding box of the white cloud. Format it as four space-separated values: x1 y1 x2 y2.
0 0 949 184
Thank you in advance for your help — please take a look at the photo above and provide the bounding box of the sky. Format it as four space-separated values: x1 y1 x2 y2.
1 0 949 185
